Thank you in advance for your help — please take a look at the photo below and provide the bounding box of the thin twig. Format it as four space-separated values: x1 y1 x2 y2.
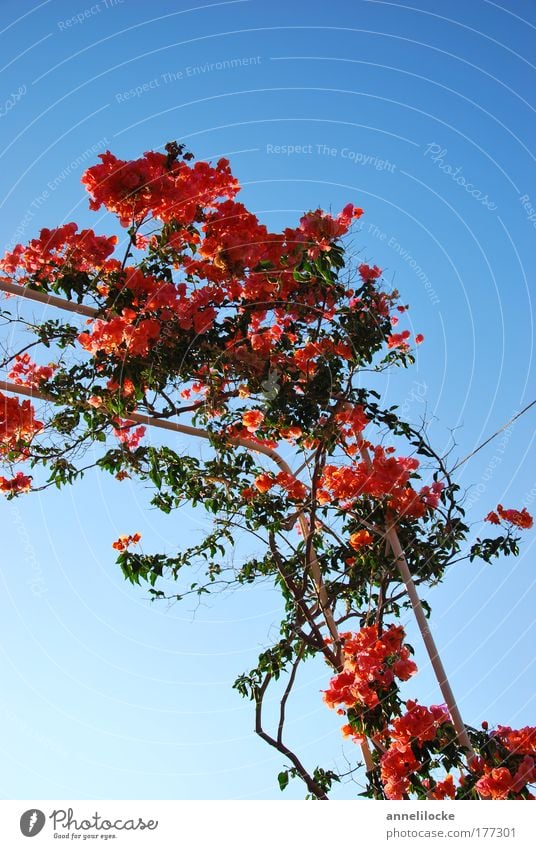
254 672 329 800
450 400 536 473
277 645 305 745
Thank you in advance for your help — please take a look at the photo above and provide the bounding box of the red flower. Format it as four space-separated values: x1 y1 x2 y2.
485 505 533 529
0 223 118 285
387 330 411 350
274 471 307 501
78 313 162 358
341 723 365 743
392 653 418 681
0 472 32 494
81 150 239 226
475 767 515 799
497 504 533 529
380 745 421 799
512 756 535 792
319 446 420 506
389 700 450 750
281 426 302 443
112 420 146 450
419 481 444 510
298 205 362 256
358 263 382 281
107 377 136 399
322 670 359 710
323 625 417 717
112 532 142 551
8 354 57 388
493 725 536 756
334 404 369 444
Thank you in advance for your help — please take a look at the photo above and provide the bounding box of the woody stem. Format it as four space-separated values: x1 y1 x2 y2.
384 516 475 758
357 438 475 760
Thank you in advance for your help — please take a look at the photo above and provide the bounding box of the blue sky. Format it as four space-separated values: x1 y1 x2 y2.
0 0 534 800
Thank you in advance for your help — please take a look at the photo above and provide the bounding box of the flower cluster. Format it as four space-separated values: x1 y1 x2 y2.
78 313 162 358
0 391 43 459
112 532 142 551
349 529 373 550
377 712 536 800
333 403 370 455
379 701 452 800
493 725 536 756
0 223 118 285
0 471 32 494
322 623 533 799
242 410 264 433
318 446 444 519
81 149 239 226
8 353 57 388
112 419 146 451
298 205 363 258
323 625 417 716
475 761 535 799
422 774 456 799
387 330 411 351
252 470 308 501
485 504 533 529
470 724 536 799
325 634 536 800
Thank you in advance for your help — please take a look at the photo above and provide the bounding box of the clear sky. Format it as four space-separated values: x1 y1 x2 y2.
0 0 534 800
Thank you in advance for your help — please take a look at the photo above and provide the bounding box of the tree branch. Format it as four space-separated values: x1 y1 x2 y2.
254 672 329 800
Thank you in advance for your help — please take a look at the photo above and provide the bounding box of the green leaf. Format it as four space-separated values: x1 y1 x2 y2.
278 770 289 791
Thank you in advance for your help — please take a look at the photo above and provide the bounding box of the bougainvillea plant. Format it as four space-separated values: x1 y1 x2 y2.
0 141 534 800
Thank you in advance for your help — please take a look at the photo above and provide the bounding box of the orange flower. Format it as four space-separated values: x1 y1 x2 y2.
242 410 264 433
0 391 44 459
0 472 32 494
0 223 117 285
281 425 302 442
380 745 421 800
112 532 142 551
475 767 515 799
323 625 417 717
81 150 239 227
389 701 450 751
254 473 274 493
8 353 57 388
425 774 456 799
349 529 373 550
341 723 365 744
